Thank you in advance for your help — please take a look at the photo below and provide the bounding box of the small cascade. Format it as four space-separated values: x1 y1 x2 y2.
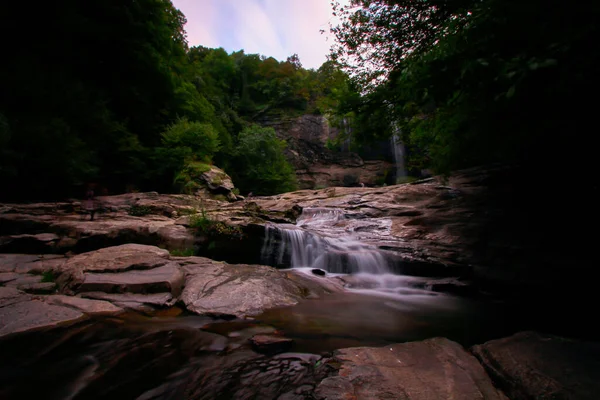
391 128 407 183
340 118 352 152
261 208 390 274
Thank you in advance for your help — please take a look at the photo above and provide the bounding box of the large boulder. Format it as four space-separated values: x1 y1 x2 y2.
56 244 171 292
472 331 600 400
180 257 341 318
315 338 507 400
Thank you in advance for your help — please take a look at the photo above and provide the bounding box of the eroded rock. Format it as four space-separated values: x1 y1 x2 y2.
472 331 600 400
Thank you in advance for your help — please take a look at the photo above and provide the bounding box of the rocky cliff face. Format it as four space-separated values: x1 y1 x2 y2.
263 115 393 189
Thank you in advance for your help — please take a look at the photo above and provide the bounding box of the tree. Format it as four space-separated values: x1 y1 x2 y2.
331 0 600 176
232 126 297 195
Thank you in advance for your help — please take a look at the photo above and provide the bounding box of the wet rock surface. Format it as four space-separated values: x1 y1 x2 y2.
316 338 507 400
472 331 600 400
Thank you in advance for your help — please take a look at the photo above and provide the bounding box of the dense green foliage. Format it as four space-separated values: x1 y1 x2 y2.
232 126 297 195
332 0 600 175
0 1 352 200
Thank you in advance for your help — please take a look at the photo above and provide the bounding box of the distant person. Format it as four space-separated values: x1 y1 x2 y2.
85 188 96 221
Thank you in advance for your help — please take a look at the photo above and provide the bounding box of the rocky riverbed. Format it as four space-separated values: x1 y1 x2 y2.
1 165 599 399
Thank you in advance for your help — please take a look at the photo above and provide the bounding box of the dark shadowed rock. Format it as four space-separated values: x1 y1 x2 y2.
250 334 294 354
315 338 507 400
0 233 60 254
311 268 326 276
472 331 600 400
0 300 85 339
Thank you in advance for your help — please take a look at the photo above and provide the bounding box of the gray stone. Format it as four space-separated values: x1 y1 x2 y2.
78 263 184 295
0 300 85 339
315 338 507 400
44 295 123 315
472 331 600 400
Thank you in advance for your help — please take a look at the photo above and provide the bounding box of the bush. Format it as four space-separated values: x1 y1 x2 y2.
189 212 243 240
170 248 195 257
128 204 152 216
173 161 212 194
161 117 220 162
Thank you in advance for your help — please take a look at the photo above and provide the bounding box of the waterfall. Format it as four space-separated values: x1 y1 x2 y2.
391 128 407 183
340 118 351 152
261 208 390 274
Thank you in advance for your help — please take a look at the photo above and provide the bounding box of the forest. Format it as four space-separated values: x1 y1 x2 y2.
1 0 598 200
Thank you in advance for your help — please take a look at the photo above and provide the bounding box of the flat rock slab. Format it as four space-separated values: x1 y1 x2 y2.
0 272 21 284
250 334 294 354
19 281 56 294
80 292 175 307
64 243 170 273
0 300 85 339
57 244 173 292
78 263 184 295
0 233 60 253
472 331 600 400
181 261 313 318
44 295 123 316
315 338 507 400
0 287 32 307
0 254 41 272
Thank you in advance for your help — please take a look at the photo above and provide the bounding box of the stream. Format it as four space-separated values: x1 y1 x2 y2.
1 207 521 399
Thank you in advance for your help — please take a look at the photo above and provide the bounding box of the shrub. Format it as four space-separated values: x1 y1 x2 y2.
128 204 152 216
170 248 195 257
189 211 243 240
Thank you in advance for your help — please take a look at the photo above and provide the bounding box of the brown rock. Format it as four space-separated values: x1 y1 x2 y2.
78 262 184 295
0 272 21 284
19 281 56 294
43 294 123 315
472 331 600 400
80 292 175 307
0 286 31 307
0 300 85 339
249 334 294 354
180 258 339 318
315 338 507 400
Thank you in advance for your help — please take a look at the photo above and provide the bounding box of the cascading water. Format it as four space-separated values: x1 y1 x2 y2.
391 127 407 183
261 207 437 299
261 214 389 274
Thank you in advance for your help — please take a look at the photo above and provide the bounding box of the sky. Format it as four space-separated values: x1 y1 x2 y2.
171 0 348 70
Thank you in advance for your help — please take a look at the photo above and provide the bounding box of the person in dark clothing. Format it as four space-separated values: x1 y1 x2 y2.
85 188 96 220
